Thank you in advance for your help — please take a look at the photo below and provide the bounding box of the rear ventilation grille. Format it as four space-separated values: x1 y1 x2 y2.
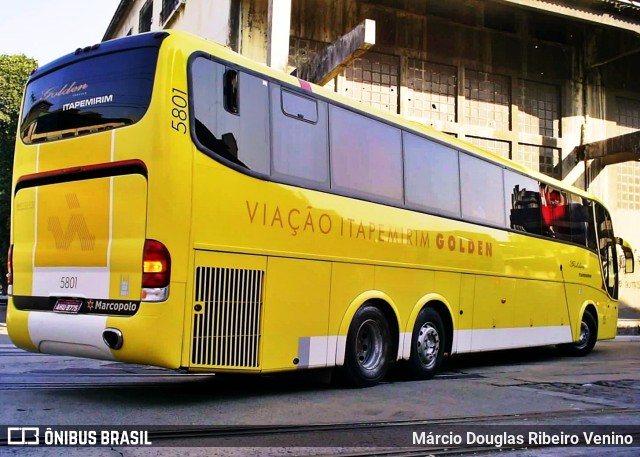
191 267 263 367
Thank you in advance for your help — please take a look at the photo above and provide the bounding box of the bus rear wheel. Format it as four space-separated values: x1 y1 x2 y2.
406 307 445 380
340 305 391 388
557 311 597 357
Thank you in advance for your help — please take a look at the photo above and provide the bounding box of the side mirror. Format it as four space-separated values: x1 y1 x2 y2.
616 237 635 274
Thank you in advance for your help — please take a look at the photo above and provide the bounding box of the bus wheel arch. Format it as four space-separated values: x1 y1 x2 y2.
335 295 400 387
558 305 598 357
403 300 453 380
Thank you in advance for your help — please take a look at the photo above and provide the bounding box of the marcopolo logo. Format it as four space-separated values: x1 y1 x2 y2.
7 427 40 445
92 300 138 312
86 299 140 316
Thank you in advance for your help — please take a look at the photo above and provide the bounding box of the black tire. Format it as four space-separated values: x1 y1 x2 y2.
557 311 597 357
339 305 391 388
406 307 445 380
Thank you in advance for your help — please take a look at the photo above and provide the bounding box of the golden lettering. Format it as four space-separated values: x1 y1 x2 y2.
368 222 376 240
271 206 283 228
288 208 300 236
304 209 315 232
389 229 399 244
319 214 332 234
241 202 495 256
246 201 259 223
42 81 89 100
420 232 429 247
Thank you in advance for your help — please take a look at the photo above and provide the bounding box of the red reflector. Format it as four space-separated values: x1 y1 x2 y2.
142 239 171 288
7 244 13 286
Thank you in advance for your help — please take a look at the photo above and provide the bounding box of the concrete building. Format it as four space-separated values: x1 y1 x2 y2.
103 0 640 306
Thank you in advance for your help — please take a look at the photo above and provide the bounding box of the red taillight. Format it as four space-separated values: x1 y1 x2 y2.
6 244 13 287
142 239 171 288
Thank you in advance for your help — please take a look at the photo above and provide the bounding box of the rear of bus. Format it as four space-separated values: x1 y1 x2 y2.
7 32 189 368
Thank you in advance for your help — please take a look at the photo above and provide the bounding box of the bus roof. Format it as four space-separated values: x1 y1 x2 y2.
30 31 169 81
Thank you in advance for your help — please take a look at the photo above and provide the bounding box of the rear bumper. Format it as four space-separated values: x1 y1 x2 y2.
6 284 185 368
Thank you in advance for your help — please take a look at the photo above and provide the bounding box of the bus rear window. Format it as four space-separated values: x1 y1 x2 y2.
20 47 159 144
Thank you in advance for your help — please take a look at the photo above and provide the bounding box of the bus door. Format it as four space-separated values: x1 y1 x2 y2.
594 204 618 299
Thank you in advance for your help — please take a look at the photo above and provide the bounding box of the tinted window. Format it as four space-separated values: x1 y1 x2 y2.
540 185 571 241
271 85 328 185
330 106 403 202
566 193 592 247
460 153 505 226
404 132 460 217
595 204 617 298
21 47 159 144
281 89 318 123
585 199 598 251
191 57 270 174
504 171 541 234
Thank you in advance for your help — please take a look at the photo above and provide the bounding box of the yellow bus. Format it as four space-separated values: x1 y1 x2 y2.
7 30 635 387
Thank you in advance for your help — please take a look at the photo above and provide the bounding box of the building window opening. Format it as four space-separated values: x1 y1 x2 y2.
139 0 153 33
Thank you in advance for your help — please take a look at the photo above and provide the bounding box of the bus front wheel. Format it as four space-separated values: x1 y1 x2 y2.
406 307 445 379
557 311 597 357
340 305 391 388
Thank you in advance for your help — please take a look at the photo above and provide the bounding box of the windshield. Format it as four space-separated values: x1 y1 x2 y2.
20 47 159 144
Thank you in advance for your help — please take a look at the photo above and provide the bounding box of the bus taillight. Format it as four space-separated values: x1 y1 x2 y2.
141 239 171 302
6 244 13 295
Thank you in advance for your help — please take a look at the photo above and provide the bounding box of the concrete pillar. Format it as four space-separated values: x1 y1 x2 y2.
297 19 376 86
267 0 292 72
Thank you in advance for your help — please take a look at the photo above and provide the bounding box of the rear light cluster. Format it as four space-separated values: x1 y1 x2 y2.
6 245 13 295
141 239 171 302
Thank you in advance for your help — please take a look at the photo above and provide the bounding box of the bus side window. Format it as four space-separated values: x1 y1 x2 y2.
566 193 589 247
329 105 403 203
460 153 506 227
281 89 318 123
271 85 329 186
403 131 461 218
224 69 239 114
585 200 598 251
504 171 541 235
541 185 571 241
595 204 618 298
191 57 270 174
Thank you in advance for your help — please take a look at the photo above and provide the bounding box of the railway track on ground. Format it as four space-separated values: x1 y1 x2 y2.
1 342 638 454
3 408 637 453
144 408 640 448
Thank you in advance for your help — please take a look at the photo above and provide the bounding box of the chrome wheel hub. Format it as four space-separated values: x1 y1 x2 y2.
416 323 440 369
576 321 590 349
356 319 384 371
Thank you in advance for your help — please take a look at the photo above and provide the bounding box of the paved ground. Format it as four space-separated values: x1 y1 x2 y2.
620 300 640 319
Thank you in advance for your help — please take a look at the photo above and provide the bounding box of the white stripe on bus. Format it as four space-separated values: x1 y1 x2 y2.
28 312 114 360
453 326 573 353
